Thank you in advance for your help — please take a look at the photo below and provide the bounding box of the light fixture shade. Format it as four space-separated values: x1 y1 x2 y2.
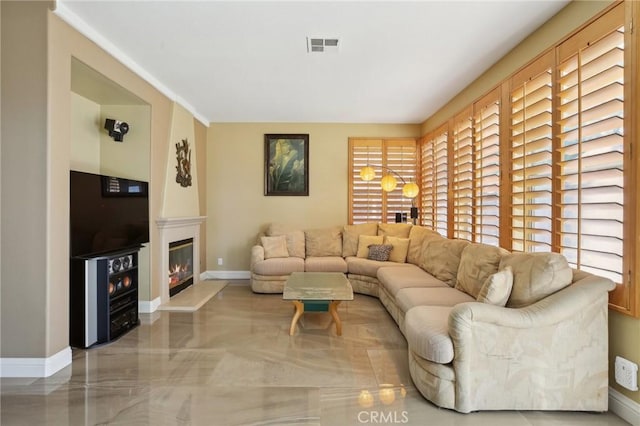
402 181 420 198
359 166 376 181
380 174 397 192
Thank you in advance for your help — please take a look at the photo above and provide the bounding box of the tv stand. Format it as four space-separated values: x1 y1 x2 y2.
69 247 140 348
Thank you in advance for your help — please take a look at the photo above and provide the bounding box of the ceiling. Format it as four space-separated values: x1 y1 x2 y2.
57 1 570 124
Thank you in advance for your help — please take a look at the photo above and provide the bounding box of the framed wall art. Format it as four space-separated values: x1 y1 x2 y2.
264 134 309 196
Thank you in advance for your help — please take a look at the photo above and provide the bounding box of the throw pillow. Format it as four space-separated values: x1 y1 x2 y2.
377 223 412 238
267 223 305 259
477 266 514 306
305 227 342 257
500 252 573 308
260 235 289 259
455 243 509 298
420 239 470 287
342 223 379 257
385 236 410 263
357 235 384 258
367 244 393 261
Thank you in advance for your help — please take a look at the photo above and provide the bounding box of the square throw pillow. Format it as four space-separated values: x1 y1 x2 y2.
267 223 305 259
477 266 514 306
260 235 289 259
342 223 379 257
385 236 410 263
367 244 393 261
357 235 384 258
455 243 509 298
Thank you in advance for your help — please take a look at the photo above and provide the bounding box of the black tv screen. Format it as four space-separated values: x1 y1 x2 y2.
70 170 150 258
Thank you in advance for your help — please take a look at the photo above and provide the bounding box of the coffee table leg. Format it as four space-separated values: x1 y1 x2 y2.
329 300 342 336
290 301 304 336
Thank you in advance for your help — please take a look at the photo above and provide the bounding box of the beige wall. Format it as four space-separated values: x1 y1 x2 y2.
162 102 199 218
419 0 639 404
195 119 207 273
100 104 150 181
207 123 420 271
70 93 101 173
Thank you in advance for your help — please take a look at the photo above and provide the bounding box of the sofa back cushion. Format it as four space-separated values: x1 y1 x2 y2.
305 227 342 257
500 252 573 308
342 223 378 257
455 243 509 298
267 223 305 259
385 236 410 263
377 223 412 238
356 235 384 258
406 226 443 265
420 239 470 287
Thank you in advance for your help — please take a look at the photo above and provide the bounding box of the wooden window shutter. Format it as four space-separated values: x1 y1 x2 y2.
509 54 554 252
349 139 383 224
420 125 448 236
452 108 474 241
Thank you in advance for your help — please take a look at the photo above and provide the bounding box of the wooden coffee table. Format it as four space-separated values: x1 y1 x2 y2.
283 272 354 336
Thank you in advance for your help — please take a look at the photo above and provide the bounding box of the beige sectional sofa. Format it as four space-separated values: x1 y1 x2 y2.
250 222 615 413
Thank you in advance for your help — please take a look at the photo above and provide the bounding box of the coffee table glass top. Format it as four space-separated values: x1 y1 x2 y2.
283 272 354 301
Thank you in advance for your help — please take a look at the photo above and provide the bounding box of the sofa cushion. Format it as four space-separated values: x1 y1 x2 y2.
407 226 444 265
476 266 513 306
385 236 410 263
455 243 509 298
500 252 573 308
267 223 305 259
305 227 342 257
367 244 393 261
346 257 409 277
305 256 348 273
378 265 447 297
378 223 412 238
356 235 384 258
405 306 455 364
260 235 289 259
342 223 379 257
421 239 470 287
252 257 305 276
396 287 475 313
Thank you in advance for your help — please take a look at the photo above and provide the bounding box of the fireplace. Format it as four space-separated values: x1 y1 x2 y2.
169 238 194 297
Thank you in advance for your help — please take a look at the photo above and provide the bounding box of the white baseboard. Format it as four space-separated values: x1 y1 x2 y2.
201 270 250 280
0 346 72 378
609 386 640 426
139 297 162 314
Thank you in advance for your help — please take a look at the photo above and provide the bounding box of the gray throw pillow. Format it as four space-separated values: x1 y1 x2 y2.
367 244 393 261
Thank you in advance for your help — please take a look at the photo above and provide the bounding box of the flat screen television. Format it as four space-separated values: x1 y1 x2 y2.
70 170 150 258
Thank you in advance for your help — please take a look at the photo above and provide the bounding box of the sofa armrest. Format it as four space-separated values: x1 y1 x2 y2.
250 245 265 270
448 275 613 413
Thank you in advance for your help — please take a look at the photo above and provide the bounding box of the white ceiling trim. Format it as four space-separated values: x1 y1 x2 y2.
53 2 210 126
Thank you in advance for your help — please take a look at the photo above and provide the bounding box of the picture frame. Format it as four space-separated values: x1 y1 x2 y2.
264 134 309 196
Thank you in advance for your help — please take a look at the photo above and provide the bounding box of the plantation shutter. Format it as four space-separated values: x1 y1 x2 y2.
509 54 554 252
420 125 448 235
452 109 473 241
557 8 625 283
349 139 383 224
385 140 418 223
349 138 417 224
472 90 501 245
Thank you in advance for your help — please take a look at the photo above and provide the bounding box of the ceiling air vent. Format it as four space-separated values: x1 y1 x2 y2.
307 37 340 53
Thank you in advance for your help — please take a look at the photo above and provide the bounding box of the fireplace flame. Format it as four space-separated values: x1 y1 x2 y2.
168 262 192 285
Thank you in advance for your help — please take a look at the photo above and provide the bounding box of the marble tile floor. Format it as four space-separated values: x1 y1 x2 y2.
0 281 630 426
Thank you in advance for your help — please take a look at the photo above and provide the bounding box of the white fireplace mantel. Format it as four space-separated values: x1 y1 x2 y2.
156 216 206 306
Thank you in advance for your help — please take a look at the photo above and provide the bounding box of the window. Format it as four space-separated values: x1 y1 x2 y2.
348 138 417 224
509 55 553 252
473 90 501 245
557 16 625 284
420 125 448 236
452 109 474 241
